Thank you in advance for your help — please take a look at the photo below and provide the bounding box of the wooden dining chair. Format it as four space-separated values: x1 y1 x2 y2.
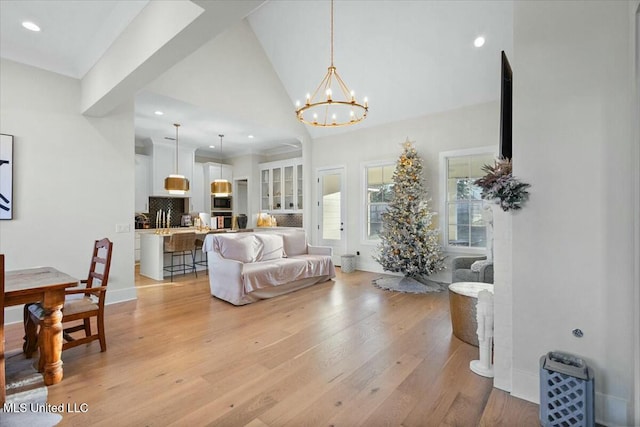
24 238 113 364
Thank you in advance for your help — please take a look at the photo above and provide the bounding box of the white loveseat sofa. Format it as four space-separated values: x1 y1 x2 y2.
202 229 336 305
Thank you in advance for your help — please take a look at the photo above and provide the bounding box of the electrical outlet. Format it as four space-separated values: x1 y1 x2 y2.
116 223 130 233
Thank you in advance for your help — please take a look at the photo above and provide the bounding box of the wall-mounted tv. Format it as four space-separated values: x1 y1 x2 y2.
500 51 512 160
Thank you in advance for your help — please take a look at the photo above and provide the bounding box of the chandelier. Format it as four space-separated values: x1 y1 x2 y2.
164 123 189 194
295 0 368 127
211 134 232 196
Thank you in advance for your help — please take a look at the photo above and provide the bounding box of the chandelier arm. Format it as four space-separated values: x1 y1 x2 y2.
325 68 334 100
310 70 331 102
333 70 354 100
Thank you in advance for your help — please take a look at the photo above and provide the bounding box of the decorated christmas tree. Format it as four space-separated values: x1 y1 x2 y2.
374 141 445 282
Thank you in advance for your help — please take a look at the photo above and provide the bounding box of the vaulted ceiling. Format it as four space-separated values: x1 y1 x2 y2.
0 0 513 156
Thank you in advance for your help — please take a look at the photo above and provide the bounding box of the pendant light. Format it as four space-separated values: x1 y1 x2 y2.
211 134 232 196
164 123 190 194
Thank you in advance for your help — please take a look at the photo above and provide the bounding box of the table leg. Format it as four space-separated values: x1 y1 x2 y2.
39 290 65 385
23 303 39 357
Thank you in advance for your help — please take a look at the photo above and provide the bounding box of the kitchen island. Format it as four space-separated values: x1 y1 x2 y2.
139 228 252 280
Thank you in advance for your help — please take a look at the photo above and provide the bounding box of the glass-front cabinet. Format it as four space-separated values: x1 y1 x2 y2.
259 158 303 212
260 169 270 211
296 164 303 210
272 167 282 209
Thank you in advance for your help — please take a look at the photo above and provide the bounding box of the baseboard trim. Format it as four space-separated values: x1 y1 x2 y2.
511 367 539 404
3 286 138 325
595 391 629 427
106 286 138 305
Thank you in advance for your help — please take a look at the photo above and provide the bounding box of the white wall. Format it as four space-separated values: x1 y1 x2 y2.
512 2 636 425
310 101 499 271
0 59 137 323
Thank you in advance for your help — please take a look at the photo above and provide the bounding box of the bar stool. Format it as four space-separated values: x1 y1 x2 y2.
194 237 208 275
163 232 197 281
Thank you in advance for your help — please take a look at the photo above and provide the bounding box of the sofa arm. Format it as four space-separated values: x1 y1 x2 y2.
479 263 494 284
452 255 486 270
209 251 243 270
307 245 332 256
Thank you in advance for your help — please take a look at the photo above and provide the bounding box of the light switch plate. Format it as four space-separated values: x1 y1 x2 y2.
116 223 131 233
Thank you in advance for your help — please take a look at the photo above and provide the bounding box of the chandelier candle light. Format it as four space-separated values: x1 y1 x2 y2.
295 0 368 127
211 134 232 196
164 123 190 194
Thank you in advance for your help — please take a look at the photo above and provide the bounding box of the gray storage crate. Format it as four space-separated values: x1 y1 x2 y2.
540 351 594 427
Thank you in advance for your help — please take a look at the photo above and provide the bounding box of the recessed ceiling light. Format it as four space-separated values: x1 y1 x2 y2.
248 135 254 139
154 111 164 116
209 145 215 149
22 21 41 32
474 36 485 48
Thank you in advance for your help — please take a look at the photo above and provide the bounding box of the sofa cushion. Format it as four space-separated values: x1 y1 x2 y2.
279 229 307 256
216 234 260 263
255 233 285 261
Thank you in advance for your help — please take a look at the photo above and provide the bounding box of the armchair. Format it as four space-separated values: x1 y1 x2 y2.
451 255 493 284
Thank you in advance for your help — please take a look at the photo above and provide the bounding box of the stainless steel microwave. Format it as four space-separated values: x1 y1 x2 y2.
212 196 232 209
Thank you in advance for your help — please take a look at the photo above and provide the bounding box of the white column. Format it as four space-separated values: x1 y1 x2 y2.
492 206 513 391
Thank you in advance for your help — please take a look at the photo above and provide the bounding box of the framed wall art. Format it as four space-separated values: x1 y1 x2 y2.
0 133 14 220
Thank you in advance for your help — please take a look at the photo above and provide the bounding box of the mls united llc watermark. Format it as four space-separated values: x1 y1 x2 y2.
3 402 89 413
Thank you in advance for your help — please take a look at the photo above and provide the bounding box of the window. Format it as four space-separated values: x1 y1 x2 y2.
440 149 495 250
364 163 395 240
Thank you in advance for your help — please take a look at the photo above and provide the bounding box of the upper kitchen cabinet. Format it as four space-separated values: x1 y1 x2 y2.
190 162 205 213
260 158 302 212
204 162 233 212
135 154 151 212
152 143 194 196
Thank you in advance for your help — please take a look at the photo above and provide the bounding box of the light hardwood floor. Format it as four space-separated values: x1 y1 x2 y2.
4 268 539 426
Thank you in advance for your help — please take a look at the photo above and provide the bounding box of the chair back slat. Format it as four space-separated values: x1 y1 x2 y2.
85 238 113 289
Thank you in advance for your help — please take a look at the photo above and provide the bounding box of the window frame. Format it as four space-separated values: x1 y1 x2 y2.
361 159 395 245
439 147 496 254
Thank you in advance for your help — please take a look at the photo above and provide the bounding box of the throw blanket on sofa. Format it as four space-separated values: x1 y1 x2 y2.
243 254 334 292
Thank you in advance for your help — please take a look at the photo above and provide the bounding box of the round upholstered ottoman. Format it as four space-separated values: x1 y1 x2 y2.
448 282 494 346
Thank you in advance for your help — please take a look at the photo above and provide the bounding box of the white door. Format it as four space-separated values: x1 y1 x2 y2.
317 167 346 265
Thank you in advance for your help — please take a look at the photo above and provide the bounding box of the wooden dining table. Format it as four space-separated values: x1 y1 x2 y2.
3 266 78 386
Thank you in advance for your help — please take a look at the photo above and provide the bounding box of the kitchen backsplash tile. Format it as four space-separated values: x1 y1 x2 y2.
272 213 302 228
149 197 188 228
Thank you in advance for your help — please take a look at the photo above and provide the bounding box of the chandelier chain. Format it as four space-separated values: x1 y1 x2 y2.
330 0 334 66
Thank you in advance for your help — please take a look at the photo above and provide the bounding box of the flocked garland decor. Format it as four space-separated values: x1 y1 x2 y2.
474 158 531 211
